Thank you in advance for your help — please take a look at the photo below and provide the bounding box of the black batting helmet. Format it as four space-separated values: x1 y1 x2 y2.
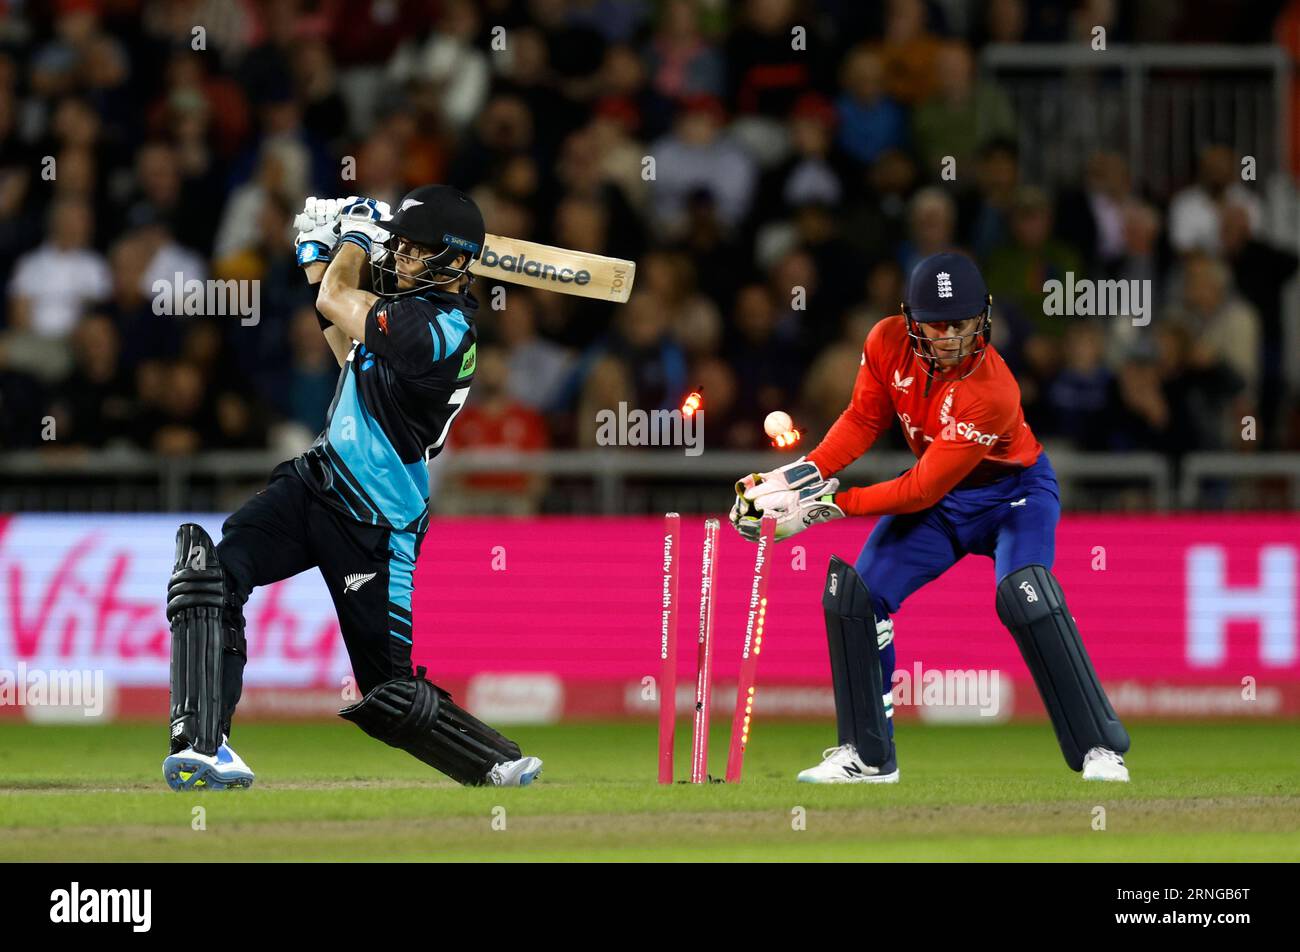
371 185 485 297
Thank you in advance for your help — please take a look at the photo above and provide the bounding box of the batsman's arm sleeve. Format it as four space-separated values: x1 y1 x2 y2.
363 296 440 373
806 338 893 478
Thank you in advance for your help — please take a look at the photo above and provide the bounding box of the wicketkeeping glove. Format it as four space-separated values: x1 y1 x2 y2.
336 196 391 256
736 456 826 516
733 478 844 543
293 196 345 266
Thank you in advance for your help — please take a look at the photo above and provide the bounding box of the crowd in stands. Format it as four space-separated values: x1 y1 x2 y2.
2 0 1298 484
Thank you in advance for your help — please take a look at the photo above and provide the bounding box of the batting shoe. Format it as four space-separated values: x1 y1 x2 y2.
796 743 899 784
488 755 543 787
163 736 255 791
1081 746 1129 782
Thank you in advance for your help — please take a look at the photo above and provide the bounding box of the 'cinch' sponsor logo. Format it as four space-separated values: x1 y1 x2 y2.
948 418 999 446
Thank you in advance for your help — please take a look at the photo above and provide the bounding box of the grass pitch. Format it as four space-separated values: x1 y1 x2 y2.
1 720 1297 861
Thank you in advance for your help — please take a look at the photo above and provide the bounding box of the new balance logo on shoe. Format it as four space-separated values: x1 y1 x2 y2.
843 762 863 777
344 572 377 593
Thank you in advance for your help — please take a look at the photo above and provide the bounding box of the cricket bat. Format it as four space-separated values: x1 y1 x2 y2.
471 234 636 303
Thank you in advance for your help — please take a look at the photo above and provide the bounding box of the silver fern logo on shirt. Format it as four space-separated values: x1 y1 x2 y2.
343 572 377 593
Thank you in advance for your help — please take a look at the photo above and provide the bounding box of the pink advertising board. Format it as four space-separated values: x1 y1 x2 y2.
0 513 1297 722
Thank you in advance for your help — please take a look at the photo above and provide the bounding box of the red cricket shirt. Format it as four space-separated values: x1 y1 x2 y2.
806 315 1042 516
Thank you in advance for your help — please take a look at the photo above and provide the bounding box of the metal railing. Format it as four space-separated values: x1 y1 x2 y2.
1179 452 1300 509
980 44 1291 202
3 447 1292 514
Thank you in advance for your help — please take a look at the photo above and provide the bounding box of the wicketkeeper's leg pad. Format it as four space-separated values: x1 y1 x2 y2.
823 557 892 766
996 564 1130 771
339 668 522 786
167 523 231 756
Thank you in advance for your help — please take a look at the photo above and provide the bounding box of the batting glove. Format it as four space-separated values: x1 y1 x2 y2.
336 196 391 256
293 196 345 266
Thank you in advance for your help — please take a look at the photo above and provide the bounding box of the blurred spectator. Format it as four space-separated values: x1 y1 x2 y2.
726 282 800 430
449 93 536 191
800 341 861 437
1155 322 1246 453
1219 202 1298 444
646 0 725 103
0 357 47 447
130 208 207 299
959 137 1020 257
877 0 943 105
900 186 958 276
293 39 350 149
7 198 110 344
277 304 337 435
862 259 905 320
678 188 748 309
726 0 812 117
120 140 216 256
1168 144 1262 254
45 314 133 448
753 93 845 223
497 290 575 412
1165 252 1260 403
576 354 634 449
213 137 310 262
581 292 688 413
692 354 742 447
642 248 722 361
835 45 908 166
647 95 756 235
984 185 1084 339
1042 323 1114 448
1106 199 1166 364
1109 355 1172 452
910 41 1015 177
1055 150 1133 271
386 0 490 133
843 148 916 265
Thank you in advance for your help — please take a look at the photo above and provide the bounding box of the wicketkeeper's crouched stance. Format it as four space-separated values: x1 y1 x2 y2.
163 187 542 790
732 252 1131 784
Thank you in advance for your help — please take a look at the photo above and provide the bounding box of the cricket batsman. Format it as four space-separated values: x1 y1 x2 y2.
730 251 1131 783
162 187 543 790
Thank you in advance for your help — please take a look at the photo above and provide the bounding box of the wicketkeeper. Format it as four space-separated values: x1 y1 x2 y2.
730 252 1131 783
162 187 543 790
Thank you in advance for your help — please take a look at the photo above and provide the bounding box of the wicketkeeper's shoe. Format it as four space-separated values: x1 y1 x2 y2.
488 755 543 787
1081 746 1129 782
163 736 255 791
796 743 899 784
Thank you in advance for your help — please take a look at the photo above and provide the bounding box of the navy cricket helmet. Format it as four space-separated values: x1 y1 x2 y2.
371 184 485 297
901 251 993 384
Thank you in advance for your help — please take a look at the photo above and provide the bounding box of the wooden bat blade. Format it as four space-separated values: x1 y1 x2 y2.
470 234 636 303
